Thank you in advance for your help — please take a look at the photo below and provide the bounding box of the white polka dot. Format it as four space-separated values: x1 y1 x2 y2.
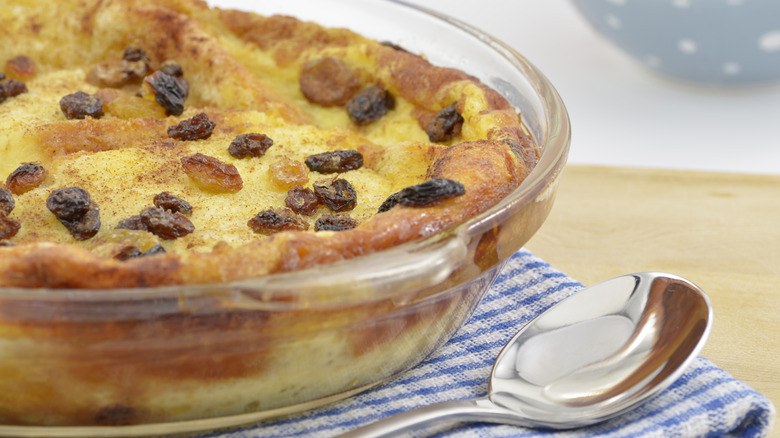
605 14 622 29
759 31 780 52
678 39 698 54
722 62 741 75
645 55 662 68
671 0 692 8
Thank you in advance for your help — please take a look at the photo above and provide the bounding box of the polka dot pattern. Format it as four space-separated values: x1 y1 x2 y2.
571 0 780 85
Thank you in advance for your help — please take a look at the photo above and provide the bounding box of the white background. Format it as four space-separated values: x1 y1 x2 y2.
406 0 780 175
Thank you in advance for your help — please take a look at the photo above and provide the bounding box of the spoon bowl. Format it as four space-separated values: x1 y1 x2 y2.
341 272 713 437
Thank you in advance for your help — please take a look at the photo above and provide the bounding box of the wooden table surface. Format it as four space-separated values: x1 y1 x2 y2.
525 165 779 437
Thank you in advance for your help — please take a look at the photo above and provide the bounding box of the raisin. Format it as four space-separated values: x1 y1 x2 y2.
0 212 21 240
120 46 149 79
144 70 187 116
346 85 395 125
116 215 145 231
313 178 357 212
59 91 104 120
377 191 402 213
160 60 184 77
6 162 47 195
305 150 363 174
285 185 319 216
46 187 101 241
143 244 167 256
5 55 36 81
122 46 147 63
269 157 309 189
425 104 464 142
247 208 308 235
299 57 361 107
46 187 92 222
181 153 243 192
168 112 215 141
140 207 194 240
0 78 27 103
114 243 166 261
397 178 465 208
228 133 273 159
115 246 143 261
153 191 192 215
314 214 359 232
0 189 15 215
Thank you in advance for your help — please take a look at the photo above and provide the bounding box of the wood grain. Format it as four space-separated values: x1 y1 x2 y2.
525 165 779 436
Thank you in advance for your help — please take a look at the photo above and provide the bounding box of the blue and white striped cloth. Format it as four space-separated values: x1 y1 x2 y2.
208 250 776 438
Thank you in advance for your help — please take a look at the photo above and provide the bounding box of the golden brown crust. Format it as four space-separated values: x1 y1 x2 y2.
0 0 534 289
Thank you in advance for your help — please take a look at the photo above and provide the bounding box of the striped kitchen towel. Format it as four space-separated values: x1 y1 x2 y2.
206 250 776 438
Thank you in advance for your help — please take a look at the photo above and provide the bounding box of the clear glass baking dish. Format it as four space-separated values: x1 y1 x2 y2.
0 0 570 436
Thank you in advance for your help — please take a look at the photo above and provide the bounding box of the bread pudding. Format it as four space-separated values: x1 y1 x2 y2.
0 0 554 430
0 0 537 289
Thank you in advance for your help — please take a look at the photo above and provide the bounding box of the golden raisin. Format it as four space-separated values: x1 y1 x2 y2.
181 153 243 193
5 55 36 81
269 157 309 190
6 162 47 195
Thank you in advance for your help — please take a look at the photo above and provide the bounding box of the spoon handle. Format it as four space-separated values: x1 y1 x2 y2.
338 398 525 437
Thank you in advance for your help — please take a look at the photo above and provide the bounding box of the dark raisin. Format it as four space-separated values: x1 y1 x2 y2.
0 212 21 240
6 162 47 195
115 246 143 261
0 189 14 215
313 178 357 212
314 214 359 232
377 191 402 213
181 153 243 192
46 187 101 241
139 207 194 240
346 85 395 125
304 150 363 174
228 133 273 158
116 215 145 231
425 104 464 142
59 91 104 120
145 70 187 116
247 208 308 235
299 57 361 107
142 244 167 256
114 243 166 261
397 178 465 208
0 78 27 103
153 191 192 215
168 112 215 141
46 187 92 222
122 47 147 63
160 60 184 77
285 185 319 216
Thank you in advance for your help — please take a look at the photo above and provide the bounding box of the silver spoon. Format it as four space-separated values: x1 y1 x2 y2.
340 272 712 437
